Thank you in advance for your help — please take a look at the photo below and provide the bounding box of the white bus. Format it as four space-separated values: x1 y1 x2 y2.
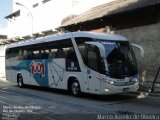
5 32 143 96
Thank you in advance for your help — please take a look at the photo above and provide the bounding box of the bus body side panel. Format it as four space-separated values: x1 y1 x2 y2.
17 60 32 85
84 69 101 94
48 59 65 89
7 60 25 83
5 59 11 82
28 59 49 86
12 59 49 87
48 58 84 91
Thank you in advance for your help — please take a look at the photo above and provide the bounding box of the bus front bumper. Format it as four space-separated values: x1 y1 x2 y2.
100 82 139 95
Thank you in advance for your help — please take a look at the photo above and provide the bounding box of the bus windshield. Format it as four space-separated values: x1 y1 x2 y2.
100 41 137 78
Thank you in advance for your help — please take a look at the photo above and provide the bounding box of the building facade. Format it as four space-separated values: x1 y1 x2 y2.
0 26 7 77
5 0 113 39
7 0 78 38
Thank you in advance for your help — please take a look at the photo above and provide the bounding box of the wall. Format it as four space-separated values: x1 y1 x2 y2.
8 0 113 39
9 0 73 38
0 46 5 78
115 23 160 81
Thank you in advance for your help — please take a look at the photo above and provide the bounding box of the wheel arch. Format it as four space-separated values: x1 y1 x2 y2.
67 76 81 91
17 73 22 83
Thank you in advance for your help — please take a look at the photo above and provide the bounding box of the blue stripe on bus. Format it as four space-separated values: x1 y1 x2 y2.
7 59 49 86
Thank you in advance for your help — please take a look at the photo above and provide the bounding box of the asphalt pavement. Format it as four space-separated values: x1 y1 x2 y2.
0 77 160 120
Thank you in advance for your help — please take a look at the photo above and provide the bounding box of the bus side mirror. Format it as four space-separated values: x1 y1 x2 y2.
131 44 144 58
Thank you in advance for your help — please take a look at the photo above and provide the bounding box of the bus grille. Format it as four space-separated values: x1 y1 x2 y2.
113 81 136 86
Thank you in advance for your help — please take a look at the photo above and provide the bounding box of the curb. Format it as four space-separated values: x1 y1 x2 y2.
136 91 160 98
138 84 160 97
148 92 160 97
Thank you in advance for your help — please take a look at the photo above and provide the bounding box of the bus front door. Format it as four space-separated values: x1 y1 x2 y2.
84 44 101 94
86 69 101 94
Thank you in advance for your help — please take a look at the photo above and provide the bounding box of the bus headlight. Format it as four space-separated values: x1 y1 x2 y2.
130 78 138 85
132 78 138 82
105 88 109 92
108 81 114 85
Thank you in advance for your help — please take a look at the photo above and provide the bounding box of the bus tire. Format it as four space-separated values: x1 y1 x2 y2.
17 75 24 88
70 80 81 96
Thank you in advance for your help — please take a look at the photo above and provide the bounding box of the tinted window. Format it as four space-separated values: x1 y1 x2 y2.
75 37 105 73
5 39 81 71
47 39 73 59
5 48 19 60
78 44 105 74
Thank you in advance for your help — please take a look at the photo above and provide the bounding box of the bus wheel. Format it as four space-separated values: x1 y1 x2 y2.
70 80 81 96
17 75 24 88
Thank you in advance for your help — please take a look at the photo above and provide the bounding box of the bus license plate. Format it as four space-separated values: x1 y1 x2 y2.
123 88 129 92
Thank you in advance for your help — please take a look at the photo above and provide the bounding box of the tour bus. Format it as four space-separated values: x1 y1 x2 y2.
5 32 144 96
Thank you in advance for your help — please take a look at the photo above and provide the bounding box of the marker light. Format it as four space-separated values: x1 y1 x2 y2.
105 89 109 92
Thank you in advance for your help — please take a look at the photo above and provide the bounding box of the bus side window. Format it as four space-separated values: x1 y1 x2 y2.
37 50 43 59
41 50 48 59
45 50 49 59
66 49 76 61
23 50 28 60
88 50 98 71
18 50 23 60
56 48 65 58
80 44 105 74
48 49 57 59
6 49 11 59
78 44 87 65
47 38 75 60
11 48 19 61
87 45 99 72
27 51 34 59
65 48 80 71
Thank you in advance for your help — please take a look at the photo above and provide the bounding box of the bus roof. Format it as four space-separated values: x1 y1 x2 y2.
6 31 127 49
72 32 127 41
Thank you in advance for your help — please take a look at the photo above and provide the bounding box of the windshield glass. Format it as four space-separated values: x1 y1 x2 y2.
75 37 137 78
100 41 137 78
